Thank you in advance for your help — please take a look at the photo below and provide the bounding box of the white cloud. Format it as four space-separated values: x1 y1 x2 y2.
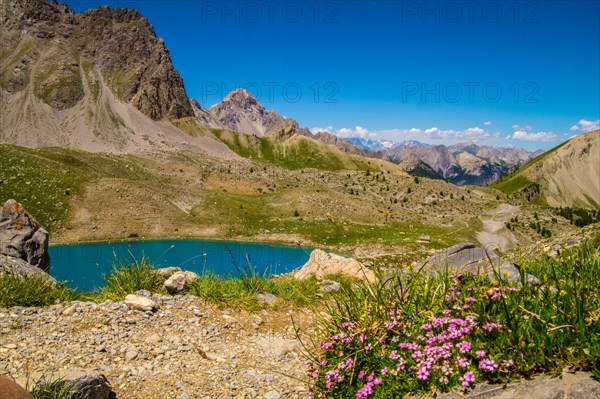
510 130 558 142
363 126 498 142
512 124 533 132
569 119 600 133
310 125 372 138
484 121 493 126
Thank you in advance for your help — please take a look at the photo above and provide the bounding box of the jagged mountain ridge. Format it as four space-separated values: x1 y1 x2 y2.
208 89 292 137
387 141 537 186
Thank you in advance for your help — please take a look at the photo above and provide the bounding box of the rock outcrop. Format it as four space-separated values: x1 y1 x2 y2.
414 242 524 283
293 249 375 282
0 254 56 283
0 199 50 272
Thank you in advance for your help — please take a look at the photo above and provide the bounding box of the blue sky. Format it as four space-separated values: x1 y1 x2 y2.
64 0 600 150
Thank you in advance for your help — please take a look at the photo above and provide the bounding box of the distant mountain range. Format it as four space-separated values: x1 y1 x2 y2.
0 0 543 187
189 90 543 185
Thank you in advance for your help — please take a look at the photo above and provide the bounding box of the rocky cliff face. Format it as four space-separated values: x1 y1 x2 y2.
0 0 192 120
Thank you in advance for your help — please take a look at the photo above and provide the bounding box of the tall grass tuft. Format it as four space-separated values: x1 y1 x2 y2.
0 274 75 308
29 377 68 399
100 255 164 301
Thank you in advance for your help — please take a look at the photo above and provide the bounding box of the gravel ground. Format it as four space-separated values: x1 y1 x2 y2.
0 294 315 399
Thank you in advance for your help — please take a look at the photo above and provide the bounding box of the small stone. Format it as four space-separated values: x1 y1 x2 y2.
164 271 188 294
256 292 278 305
155 267 182 278
264 391 282 399
318 279 341 292
124 295 157 312
125 349 138 362
62 304 79 316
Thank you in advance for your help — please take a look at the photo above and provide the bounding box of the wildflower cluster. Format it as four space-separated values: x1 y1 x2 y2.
308 275 516 399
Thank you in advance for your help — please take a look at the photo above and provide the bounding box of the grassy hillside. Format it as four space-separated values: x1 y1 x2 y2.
212 129 400 173
0 145 147 231
491 131 600 208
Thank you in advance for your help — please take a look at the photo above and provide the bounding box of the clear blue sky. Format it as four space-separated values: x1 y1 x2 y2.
64 0 600 150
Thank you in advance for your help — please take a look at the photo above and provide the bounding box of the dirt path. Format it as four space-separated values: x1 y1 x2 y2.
476 204 519 252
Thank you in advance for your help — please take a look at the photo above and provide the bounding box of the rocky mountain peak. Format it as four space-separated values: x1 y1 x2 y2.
209 89 287 136
221 88 261 109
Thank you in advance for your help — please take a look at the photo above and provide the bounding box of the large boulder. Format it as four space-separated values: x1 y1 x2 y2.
0 199 50 272
0 375 34 399
294 249 375 282
0 254 57 283
414 242 523 282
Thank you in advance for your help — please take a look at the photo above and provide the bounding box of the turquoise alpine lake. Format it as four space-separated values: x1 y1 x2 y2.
48 240 313 291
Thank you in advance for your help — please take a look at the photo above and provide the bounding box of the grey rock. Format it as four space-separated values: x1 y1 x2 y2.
0 199 50 272
414 242 531 283
64 373 113 399
133 290 153 298
155 267 182 278
408 371 600 399
417 235 431 242
164 271 188 294
124 295 157 312
0 254 57 283
318 279 341 292
256 292 278 305
125 348 138 362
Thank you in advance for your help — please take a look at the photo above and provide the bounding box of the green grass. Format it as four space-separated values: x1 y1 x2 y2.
99 255 165 301
186 272 320 310
97 254 321 310
34 64 84 109
193 189 464 249
491 175 533 195
212 129 387 172
0 274 75 308
306 236 600 398
30 377 69 399
0 145 147 232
